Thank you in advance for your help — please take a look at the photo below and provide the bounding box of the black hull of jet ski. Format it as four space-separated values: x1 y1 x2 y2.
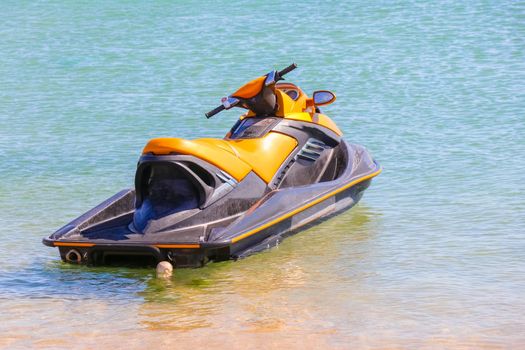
43 140 380 268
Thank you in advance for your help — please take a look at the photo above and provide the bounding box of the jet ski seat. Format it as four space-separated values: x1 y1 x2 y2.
143 131 297 183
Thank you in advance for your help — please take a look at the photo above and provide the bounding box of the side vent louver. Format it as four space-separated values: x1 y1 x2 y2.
272 158 296 187
296 139 326 161
272 139 327 188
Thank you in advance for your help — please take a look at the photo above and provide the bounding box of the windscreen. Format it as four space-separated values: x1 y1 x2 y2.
229 117 280 139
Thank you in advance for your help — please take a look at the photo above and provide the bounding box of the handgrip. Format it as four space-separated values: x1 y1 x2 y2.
205 105 225 118
278 63 298 78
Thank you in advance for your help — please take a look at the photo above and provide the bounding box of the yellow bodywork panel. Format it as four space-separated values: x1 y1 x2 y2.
267 90 342 136
142 138 252 181
226 131 297 183
232 76 266 99
233 86 341 136
142 131 297 183
275 89 307 116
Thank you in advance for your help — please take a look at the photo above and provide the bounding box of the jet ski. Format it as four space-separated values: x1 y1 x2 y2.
43 64 381 267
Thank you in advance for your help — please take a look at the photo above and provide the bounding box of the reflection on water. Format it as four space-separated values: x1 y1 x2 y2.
137 206 378 332
0 207 381 348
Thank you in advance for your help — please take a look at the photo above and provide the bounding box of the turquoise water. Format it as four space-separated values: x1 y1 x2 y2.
1 1 524 348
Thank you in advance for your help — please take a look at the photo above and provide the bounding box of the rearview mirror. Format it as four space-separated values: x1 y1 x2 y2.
312 90 336 106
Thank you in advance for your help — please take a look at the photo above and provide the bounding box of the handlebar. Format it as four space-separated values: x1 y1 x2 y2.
205 63 297 118
277 63 297 79
205 104 225 118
